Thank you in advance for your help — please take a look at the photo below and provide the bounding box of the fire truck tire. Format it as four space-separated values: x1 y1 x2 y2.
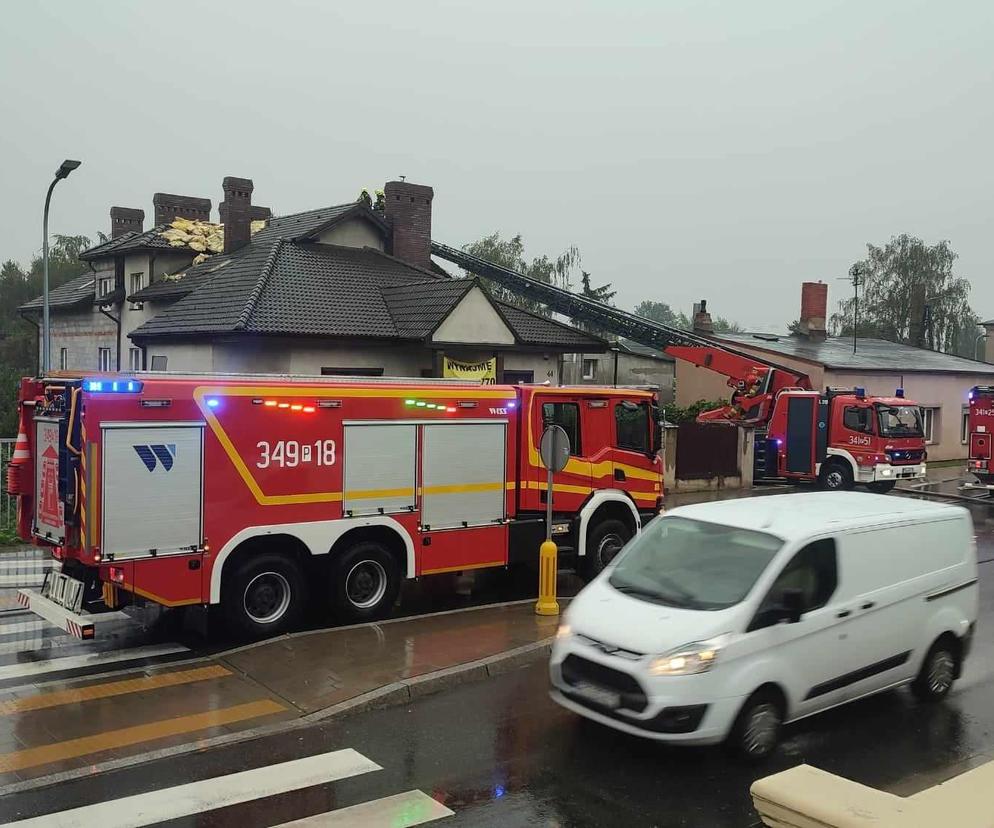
222 554 308 640
580 518 632 581
866 480 896 494
330 542 402 623
818 460 853 491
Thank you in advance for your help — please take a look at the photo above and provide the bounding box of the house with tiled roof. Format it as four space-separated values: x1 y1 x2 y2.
22 178 606 383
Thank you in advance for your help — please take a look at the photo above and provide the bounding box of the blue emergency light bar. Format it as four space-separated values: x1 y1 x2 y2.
84 379 144 393
895 388 905 398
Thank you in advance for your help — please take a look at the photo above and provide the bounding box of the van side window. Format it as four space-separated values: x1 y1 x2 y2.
843 406 873 434
748 538 838 631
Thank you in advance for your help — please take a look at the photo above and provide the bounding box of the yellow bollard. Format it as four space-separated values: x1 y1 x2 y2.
534 539 560 616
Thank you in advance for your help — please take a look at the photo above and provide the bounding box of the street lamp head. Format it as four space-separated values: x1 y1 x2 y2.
55 159 81 180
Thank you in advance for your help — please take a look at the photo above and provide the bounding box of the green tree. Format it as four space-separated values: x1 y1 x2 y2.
572 270 616 334
460 232 581 315
831 235 978 356
633 299 742 333
0 234 93 434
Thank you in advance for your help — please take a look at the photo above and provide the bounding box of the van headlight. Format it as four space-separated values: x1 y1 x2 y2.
555 610 572 640
648 637 727 676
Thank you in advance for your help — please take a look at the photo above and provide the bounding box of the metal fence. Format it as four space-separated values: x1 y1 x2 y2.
0 439 14 532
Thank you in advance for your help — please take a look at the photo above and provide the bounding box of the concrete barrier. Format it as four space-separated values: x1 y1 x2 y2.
752 761 994 827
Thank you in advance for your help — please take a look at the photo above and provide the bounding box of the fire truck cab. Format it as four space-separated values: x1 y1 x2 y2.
8 374 663 640
962 385 994 496
761 387 927 492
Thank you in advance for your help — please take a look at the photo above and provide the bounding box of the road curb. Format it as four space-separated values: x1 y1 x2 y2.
0 636 555 799
896 486 991 505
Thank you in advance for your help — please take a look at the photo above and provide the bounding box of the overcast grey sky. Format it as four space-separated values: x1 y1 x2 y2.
2 0 991 330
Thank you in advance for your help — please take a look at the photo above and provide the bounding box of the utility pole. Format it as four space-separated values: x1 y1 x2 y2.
840 263 863 355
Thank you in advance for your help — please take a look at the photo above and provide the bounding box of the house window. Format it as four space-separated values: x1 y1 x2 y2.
98 348 111 371
615 401 650 453
128 347 142 371
98 276 114 298
582 359 597 380
59 348 69 370
321 367 385 377
920 407 940 445
150 355 168 371
542 402 582 455
503 370 534 384
129 273 144 309
962 406 970 445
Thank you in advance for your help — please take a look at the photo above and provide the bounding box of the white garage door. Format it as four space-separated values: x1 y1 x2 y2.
102 424 204 559
421 423 506 530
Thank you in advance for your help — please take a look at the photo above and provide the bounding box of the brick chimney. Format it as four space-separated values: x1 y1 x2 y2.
692 300 714 334
110 206 144 238
384 180 433 269
219 177 254 254
153 193 211 226
799 281 828 341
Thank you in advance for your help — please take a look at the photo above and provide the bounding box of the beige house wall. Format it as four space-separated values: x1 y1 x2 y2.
316 219 384 250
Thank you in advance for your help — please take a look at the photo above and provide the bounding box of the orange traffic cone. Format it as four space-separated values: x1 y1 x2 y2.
6 407 31 496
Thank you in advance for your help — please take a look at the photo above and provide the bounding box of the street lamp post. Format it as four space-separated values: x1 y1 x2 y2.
42 159 82 373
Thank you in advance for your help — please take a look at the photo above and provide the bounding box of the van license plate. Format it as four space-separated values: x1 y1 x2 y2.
41 572 85 614
574 682 621 709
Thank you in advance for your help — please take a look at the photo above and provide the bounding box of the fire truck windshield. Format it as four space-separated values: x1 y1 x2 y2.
875 404 924 438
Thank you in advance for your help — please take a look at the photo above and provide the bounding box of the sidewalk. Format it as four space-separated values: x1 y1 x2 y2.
0 600 561 792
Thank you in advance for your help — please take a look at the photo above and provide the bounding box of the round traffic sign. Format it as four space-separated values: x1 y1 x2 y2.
540 424 570 473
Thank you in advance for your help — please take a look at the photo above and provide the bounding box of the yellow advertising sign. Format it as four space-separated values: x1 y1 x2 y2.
442 356 497 384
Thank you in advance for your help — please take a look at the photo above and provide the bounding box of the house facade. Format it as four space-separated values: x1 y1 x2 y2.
23 178 605 383
560 339 675 401
676 283 994 462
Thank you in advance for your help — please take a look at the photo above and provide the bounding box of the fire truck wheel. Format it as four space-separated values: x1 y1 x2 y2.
818 460 853 491
222 554 308 640
580 518 631 581
866 480 896 494
331 542 402 623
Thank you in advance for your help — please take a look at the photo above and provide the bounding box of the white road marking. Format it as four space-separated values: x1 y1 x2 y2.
0 560 49 570
0 612 131 638
275 790 454 827
0 574 45 587
1 749 382 827
0 643 189 682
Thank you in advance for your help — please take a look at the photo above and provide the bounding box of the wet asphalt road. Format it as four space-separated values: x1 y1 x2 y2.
3 496 993 827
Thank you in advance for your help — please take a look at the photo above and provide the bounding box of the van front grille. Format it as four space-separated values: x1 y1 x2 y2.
560 654 648 712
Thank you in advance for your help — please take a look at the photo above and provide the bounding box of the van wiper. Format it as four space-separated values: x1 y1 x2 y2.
610 581 693 608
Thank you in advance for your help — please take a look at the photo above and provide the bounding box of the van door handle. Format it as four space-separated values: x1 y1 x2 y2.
836 610 851 618
614 468 626 482
861 601 876 610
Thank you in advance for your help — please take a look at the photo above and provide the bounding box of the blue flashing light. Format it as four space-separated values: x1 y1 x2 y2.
895 387 904 398
507 401 516 409
206 398 220 408
854 386 866 398
84 379 144 394
494 785 506 799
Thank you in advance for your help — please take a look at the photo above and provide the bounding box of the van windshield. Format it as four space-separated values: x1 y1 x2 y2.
875 404 924 438
608 516 783 610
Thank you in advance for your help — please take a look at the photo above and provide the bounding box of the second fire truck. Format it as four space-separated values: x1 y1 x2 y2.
8 374 662 639
963 385 994 496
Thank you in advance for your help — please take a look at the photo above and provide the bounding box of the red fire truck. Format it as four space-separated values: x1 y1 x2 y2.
963 385 994 497
7 373 663 639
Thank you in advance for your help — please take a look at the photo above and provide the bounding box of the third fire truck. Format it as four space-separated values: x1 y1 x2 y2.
963 385 994 496
7 374 662 639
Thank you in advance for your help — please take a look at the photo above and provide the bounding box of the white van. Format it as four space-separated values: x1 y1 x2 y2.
549 492 977 760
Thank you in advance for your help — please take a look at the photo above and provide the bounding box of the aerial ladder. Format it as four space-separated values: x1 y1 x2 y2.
431 242 811 427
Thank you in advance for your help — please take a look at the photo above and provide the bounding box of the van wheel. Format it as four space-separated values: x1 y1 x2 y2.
330 541 402 623
866 480 896 494
912 638 958 702
580 518 631 581
727 689 784 763
819 461 853 491
222 553 307 640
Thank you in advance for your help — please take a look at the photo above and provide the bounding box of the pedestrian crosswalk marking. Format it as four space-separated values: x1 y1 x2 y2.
274 790 454 827
0 643 189 682
0 574 45 587
0 560 49 570
0 698 286 773
0 748 381 827
0 664 231 716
